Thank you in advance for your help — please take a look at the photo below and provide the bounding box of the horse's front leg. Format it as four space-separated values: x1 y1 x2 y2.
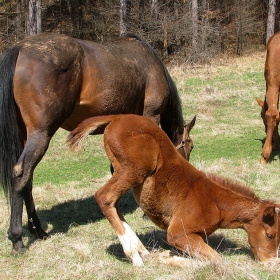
261 108 279 163
8 131 51 254
272 121 280 150
166 217 221 263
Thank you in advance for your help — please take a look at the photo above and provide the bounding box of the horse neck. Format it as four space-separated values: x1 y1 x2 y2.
219 199 259 230
207 179 261 230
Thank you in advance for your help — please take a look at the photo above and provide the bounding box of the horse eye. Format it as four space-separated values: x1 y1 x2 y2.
266 233 273 240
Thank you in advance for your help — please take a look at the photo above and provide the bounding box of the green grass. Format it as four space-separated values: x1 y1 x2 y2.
1 51 280 279
34 133 110 185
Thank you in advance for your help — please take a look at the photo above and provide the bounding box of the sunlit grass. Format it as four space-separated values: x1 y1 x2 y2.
1 50 280 279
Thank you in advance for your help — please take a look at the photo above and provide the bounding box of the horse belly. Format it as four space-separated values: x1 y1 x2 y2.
61 56 146 130
61 86 145 131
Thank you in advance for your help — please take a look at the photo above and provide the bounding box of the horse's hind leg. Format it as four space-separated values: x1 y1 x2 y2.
94 175 149 266
8 131 51 254
23 181 48 239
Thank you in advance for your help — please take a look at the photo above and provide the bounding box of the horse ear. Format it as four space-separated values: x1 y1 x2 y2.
262 207 276 227
256 98 264 107
185 115 196 133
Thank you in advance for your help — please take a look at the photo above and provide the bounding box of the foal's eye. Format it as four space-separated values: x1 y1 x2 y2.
266 233 273 240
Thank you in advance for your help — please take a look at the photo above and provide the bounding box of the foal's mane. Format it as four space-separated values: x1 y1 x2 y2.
202 171 259 200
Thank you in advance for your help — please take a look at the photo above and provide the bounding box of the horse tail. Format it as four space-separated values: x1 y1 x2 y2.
0 44 24 203
67 115 116 151
122 34 184 143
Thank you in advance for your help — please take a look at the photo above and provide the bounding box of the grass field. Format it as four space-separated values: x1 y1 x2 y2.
1 50 280 279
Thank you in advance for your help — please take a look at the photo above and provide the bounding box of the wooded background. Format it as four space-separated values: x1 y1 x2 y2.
0 0 279 63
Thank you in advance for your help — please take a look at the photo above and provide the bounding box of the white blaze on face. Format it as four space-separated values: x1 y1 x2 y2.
117 222 149 266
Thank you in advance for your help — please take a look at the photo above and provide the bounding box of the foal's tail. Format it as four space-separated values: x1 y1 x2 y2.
0 44 24 203
67 115 116 151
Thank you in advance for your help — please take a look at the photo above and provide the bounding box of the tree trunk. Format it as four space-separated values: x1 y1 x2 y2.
151 0 159 21
120 0 131 35
26 0 41 36
266 0 277 44
16 0 22 39
139 0 144 28
236 0 243 55
192 0 198 52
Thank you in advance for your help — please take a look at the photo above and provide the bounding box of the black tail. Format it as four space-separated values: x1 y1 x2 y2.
0 44 24 203
122 34 185 144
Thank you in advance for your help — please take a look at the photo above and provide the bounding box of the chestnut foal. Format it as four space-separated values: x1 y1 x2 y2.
68 114 280 266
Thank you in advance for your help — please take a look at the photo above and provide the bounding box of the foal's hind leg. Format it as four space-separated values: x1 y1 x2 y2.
8 131 51 254
94 175 149 266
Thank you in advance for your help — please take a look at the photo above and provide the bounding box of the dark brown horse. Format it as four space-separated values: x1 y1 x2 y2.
257 31 280 163
0 33 196 254
68 114 280 266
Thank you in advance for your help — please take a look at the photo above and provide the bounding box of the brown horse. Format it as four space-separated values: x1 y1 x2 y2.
0 33 196 254
68 114 280 266
257 31 280 163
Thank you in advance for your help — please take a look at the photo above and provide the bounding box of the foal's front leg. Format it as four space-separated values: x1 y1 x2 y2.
167 220 221 262
94 179 149 266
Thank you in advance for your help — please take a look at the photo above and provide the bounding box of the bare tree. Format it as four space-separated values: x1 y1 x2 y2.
139 0 144 27
151 0 159 21
192 0 198 52
266 0 277 44
26 0 41 36
120 0 131 35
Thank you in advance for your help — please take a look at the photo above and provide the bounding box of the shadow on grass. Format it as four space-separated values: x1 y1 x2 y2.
106 230 253 264
22 191 252 262
23 190 139 248
269 150 280 162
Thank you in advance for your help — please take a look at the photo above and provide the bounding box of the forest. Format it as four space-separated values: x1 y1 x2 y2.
0 0 279 63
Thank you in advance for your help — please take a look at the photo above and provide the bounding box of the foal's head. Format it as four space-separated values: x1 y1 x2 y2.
205 172 280 262
246 204 280 262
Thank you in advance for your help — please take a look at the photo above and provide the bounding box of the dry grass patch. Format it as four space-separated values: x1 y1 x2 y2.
1 51 280 279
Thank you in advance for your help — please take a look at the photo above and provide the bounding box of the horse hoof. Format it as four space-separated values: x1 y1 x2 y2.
37 230 49 240
260 156 268 164
11 242 26 256
29 225 49 239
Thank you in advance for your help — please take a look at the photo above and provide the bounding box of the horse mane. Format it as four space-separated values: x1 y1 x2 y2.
201 171 260 200
121 33 185 142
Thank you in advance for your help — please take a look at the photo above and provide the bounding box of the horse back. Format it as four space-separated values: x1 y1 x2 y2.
70 36 170 127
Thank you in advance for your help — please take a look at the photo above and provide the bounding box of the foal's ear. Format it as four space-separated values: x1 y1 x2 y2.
256 98 264 107
185 115 196 133
262 207 276 227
